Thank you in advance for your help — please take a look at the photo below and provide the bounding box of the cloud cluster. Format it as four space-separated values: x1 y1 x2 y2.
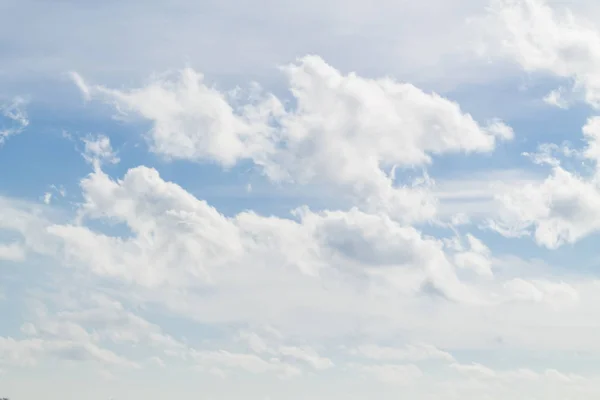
483 0 600 108
6 1 600 398
468 0 600 248
489 114 600 248
72 55 512 223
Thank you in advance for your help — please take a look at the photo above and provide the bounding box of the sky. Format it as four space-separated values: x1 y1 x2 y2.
5 0 600 399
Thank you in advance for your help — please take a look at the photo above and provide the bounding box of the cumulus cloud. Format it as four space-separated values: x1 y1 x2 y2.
28 163 474 303
74 56 513 169
489 117 600 248
70 70 282 168
6 3 600 396
483 0 600 108
72 56 513 224
3 159 598 358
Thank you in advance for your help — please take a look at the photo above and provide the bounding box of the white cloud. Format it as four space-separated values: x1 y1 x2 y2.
5 159 600 359
491 162 600 248
543 88 570 109
0 336 139 369
70 71 91 101
7 4 600 393
191 350 301 378
34 164 475 303
450 362 497 379
238 331 271 354
0 337 43 367
73 56 513 224
6 155 598 355
82 134 119 166
483 0 600 108
42 185 67 205
9 288 329 379
352 343 454 362
0 196 60 258
0 97 28 145
504 278 579 307
270 55 512 173
48 166 245 287
237 331 333 370
0 242 26 262
71 70 282 168
278 346 334 370
148 356 165 367
7 0 600 397
451 362 585 384
451 234 493 278
354 364 423 385
488 116 600 248
583 116 600 165
4 294 186 372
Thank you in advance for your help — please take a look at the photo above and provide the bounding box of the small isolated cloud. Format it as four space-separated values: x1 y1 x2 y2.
543 88 570 109
69 72 91 101
0 97 29 145
82 134 119 166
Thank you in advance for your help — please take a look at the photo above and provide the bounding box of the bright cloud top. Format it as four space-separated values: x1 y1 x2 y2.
72 56 512 224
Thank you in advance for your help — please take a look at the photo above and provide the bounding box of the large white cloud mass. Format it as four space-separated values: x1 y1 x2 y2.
5 1 600 399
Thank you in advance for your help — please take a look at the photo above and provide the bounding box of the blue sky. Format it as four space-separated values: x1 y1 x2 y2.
4 0 600 399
